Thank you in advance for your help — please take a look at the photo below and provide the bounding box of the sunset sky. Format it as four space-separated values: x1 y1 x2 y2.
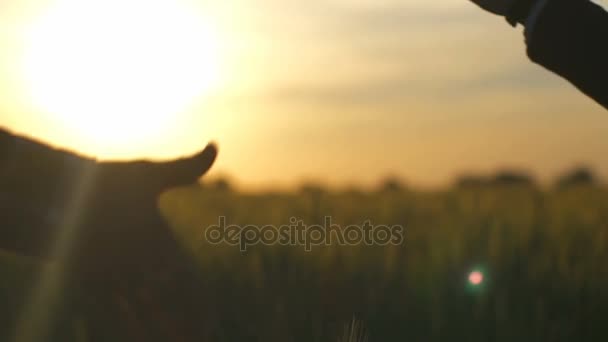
1 0 607 189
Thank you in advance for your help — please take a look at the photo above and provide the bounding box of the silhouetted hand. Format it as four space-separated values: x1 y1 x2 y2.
1 128 218 340
0 128 217 286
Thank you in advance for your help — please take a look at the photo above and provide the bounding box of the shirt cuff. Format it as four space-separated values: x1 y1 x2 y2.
524 0 550 42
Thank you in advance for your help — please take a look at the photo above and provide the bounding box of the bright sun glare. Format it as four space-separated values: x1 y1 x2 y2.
21 0 221 146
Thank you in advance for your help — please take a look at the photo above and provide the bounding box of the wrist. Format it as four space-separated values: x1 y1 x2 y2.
506 0 539 26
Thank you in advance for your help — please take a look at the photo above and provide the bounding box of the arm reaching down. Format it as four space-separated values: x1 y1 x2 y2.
525 0 608 109
471 0 608 110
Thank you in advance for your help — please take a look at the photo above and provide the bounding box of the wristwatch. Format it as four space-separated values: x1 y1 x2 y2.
506 0 539 26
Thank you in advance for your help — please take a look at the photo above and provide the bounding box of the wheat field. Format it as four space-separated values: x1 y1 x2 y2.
1 182 608 341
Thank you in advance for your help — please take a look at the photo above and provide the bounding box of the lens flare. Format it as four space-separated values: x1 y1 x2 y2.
468 271 484 286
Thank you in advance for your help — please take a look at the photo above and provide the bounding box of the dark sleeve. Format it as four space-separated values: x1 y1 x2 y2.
526 0 608 109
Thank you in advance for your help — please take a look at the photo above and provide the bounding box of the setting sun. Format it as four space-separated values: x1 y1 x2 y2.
20 0 221 146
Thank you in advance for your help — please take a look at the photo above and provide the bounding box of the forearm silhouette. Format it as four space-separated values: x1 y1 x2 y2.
471 0 608 109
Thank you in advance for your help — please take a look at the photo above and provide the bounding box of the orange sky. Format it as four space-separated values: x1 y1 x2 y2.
1 0 607 190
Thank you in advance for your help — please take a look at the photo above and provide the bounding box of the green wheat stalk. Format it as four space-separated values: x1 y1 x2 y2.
339 317 369 342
